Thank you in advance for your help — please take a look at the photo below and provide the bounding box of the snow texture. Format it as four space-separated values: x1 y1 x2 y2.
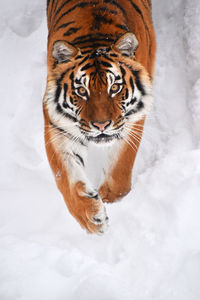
1 0 200 299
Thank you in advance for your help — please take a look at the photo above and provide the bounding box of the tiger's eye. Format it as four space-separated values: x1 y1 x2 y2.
77 87 87 96
110 84 120 93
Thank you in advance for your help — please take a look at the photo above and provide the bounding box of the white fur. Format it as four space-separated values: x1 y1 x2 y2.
98 139 124 187
106 65 123 95
75 69 90 99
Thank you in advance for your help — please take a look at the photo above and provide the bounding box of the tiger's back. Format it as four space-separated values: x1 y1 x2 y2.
47 0 155 76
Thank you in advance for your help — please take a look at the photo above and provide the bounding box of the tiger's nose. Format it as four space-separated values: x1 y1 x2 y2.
91 120 111 131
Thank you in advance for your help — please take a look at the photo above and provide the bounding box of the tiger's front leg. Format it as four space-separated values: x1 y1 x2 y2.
44 111 108 235
99 119 144 203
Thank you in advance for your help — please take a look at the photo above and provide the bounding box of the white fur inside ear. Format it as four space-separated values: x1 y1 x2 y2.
115 33 138 57
52 41 77 63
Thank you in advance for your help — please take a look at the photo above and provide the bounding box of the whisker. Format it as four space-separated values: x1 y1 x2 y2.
122 136 137 154
124 124 144 134
125 122 154 140
124 131 140 148
124 126 143 141
125 130 142 144
121 129 139 153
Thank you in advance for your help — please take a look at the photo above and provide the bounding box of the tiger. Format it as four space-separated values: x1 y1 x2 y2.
43 0 156 234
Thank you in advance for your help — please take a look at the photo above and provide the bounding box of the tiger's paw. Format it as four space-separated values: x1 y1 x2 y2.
99 180 131 203
70 182 109 235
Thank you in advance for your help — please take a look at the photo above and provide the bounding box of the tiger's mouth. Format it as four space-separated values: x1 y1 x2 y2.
86 133 121 144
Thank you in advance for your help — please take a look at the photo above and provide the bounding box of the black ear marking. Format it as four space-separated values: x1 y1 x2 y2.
52 41 78 63
113 33 138 57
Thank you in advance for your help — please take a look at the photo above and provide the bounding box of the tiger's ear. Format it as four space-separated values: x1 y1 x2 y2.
113 33 138 57
52 41 78 63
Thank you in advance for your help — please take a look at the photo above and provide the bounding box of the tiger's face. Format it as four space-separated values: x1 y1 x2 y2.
45 33 153 145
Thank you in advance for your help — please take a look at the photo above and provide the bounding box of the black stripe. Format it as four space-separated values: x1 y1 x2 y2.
122 53 130 58
125 88 129 99
79 44 108 49
99 6 117 15
56 103 77 122
73 37 114 45
115 24 129 31
92 14 113 30
101 54 114 62
100 61 112 68
50 122 67 134
69 96 74 105
129 77 134 93
129 0 143 17
80 121 91 129
64 27 81 36
80 128 91 133
54 1 99 29
54 85 61 103
69 71 74 81
81 63 94 71
70 71 75 90
53 0 59 12
120 66 126 77
49 0 60 26
125 109 136 117
54 0 73 19
78 55 90 66
53 58 70 69
63 102 70 109
58 70 69 83
115 122 124 130
131 70 146 95
76 107 83 115
110 53 118 57
114 116 123 126
107 69 116 77
75 78 81 85
122 104 126 112
48 0 54 24
54 70 69 103
103 0 127 16
63 83 68 101
73 33 114 42
53 0 59 14
81 50 92 54
73 152 85 167
137 100 144 110
75 55 84 60
56 21 75 31
130 97 137 105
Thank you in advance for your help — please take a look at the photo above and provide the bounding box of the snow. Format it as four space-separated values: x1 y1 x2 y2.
0 0 200 299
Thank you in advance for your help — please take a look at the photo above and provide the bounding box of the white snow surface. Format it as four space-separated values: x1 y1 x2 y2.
1 0 200 299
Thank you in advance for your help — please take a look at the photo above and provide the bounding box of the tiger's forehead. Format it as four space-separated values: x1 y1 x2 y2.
74 58 122 83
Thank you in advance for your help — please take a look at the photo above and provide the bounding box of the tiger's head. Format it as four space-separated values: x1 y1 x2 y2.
45 33 153 145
